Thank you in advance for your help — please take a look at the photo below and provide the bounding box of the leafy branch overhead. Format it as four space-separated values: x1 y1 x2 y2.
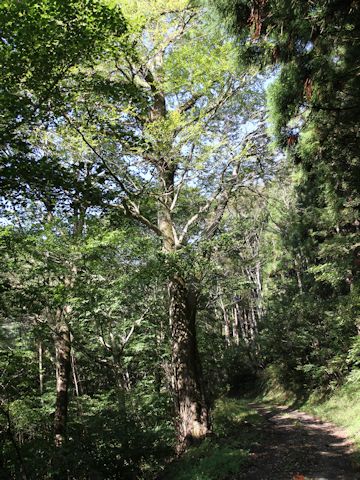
1 0 359 478
57 1 267 249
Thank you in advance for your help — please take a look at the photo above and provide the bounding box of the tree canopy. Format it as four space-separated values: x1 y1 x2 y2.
1 1 359 479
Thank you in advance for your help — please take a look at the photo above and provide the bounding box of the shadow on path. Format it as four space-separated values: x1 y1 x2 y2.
240 403 360 480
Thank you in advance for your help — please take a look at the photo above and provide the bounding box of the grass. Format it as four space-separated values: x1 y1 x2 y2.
259 367 360 465
161 398 264 480
161 368 360 479
302 369 360 459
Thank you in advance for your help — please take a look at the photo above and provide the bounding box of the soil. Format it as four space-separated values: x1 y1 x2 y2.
238 403 360 480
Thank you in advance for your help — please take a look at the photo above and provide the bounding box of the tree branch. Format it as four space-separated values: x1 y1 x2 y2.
64 114 161 236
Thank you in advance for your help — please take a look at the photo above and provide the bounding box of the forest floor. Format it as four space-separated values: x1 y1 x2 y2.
160 398 360 480
239 402 360 480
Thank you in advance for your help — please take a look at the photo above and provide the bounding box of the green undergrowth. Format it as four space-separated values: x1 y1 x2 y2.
259 367 360 463
161 367 360 479
302 369 360 457
258 367 297 405
160 398 264 480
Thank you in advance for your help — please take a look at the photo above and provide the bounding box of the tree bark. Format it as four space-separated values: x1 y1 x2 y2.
219 295 231 346
169 275 210 449
52 213 82 450
0 404 28 480
38 341 44 396
71 350 81 397
146 59 211 447
233 304 240 346
157 163 210 447
54 308 71 448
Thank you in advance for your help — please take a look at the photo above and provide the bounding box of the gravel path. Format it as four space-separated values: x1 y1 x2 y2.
239 403 360 480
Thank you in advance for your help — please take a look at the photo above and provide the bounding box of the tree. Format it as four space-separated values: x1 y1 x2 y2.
60 0 266 447
0 199 173 478
208 0 360 389
0 2 127 471
0 0 126 146
1 1 273 475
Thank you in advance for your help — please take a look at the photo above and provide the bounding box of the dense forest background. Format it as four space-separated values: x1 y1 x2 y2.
0 0 359 479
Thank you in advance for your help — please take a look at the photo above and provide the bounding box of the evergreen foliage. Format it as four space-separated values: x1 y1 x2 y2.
209 0 360 390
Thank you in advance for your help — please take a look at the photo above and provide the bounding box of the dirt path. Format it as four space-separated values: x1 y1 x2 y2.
239 403 359 480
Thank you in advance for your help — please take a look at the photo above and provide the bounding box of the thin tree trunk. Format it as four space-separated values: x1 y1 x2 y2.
233 304 240 345
219 296 231 346
155 319 165 393
255 261 264 320
54 308 71 448
71 351 80 397
69 332 82 397
249 305 257 342
296 267 303 294
39 341 44 396
0 404 28 480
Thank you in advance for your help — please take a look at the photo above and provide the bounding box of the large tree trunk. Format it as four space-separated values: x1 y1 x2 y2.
52 216 81 450
169 275 210 449
157 162 210 448
54 308 71 448
147 67 211 446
